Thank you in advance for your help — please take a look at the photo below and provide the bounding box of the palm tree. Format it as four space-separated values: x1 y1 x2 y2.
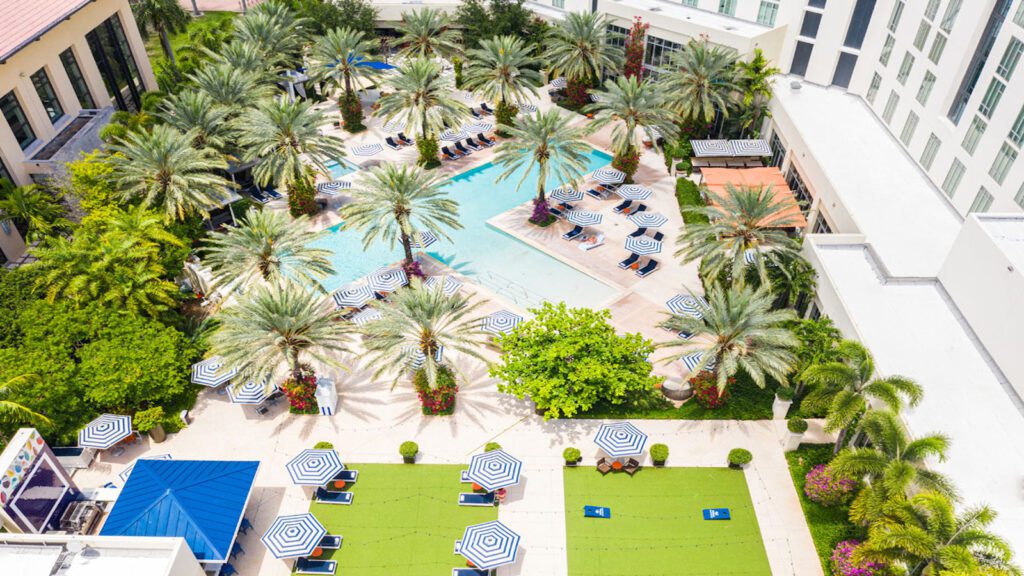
745 251 818 311
661 284 798 392
159 91 233 151
108 125 229 220
376 58 470 166
236 98 347 194
0 374 51 427
209 280 351 385
493 110 591 208
463 35 542 128
208 40 269 76
310 27 382 99
360 281 485 389
858 491 1020 576
132 0 189 66
395 7 460 60
584 75 679 179
339 163 460 267
191 64 273 110
676 184 803 287
801 340 923 453
546 12 623 107
103 205 186 250
0 179 68 241
831 410 956 526
664 38 740 129
233 0 309 69
204 210 334 292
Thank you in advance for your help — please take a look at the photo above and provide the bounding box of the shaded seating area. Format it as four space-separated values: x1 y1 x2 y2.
700 167 809 229
689 139 771 169
593 422 648 475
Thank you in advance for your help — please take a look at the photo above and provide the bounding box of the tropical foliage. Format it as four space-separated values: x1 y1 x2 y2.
309 26 381 131
395 7 460 59
132 0 190 66
464 35 542 128
546 12 623 107
663 38 740 129
0 180 69 241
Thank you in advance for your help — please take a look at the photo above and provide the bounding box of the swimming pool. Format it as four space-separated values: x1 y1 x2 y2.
310 149 620 309
326 158 360 180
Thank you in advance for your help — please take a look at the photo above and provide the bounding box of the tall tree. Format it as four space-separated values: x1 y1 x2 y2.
233 0 310 69
158 91 233 151
0 374 52 427
207 40 270 76
661 284 798 392
463 35 542 128
801 340 923 453
309 27 382 131
664 38 740 130
546 12 623 107
191 64 273 110
734 48 779 137
0 180 68 241
395 7 461 60
108 125 229 220
132 0 190 66
339 163 461 268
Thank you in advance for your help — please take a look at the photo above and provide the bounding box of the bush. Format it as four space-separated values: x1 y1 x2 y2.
416 136 440 168
563 447 581 463
529 198 555 226
452 56 463 89
788 417 809 434
830 540 888 576
650 443 669 463
611 147 641 181
281 366 319 415
728 448 752 466
484 442 502 452
400 441 419 460
339 91 365 133
314 441 334 450
134 406 165 434
804 465 857 507
675 178 709 226
413 365 458 415
690 371 732 409
494 100 517 133
776 386 795 401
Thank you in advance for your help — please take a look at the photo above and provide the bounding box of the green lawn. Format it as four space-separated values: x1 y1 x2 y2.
563 466 771 575
308 464 498 575
580 373 778 420
144 11 237 67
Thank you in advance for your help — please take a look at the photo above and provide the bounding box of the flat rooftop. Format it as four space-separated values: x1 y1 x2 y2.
978 215 1024 272
812 242 1024 554
600 0 771 37
0 0 91 63
0 542 178 576
773 79 963 277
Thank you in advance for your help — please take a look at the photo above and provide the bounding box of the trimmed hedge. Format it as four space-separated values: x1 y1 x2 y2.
675 178 709 225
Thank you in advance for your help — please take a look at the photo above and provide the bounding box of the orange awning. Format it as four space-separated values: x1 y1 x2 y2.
700 167 808 229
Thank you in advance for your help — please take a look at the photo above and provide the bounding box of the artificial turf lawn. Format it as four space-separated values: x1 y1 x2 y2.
307 464 497 575
563 466 772 576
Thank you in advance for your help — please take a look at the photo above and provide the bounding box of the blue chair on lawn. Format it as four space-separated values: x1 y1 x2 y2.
295 557 337 575
315 487 354 505
452 569 489 576
703 508 731 520
319 535 343 550
458 492 496 507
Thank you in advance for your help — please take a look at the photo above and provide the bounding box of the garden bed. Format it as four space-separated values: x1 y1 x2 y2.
579 373 777 420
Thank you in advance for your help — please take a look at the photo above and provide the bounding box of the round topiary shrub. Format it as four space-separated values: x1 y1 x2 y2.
787 417 809 434
484 442 502 452
776 387 795 401
804 465 858 507
690 372 733 409
400 441 419 463
314 441 334 450
830 540 888 576
727 448 752 468
562 447 581 465
650 443 669 466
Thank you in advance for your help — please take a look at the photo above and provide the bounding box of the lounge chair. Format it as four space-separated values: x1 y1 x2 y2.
618 253 640 269
464 138 481 151
249 188 271 204
332 469 358 483
315 488 353 505
441 147 460 161
651 231 664 242
613 199 633 214
678 330 694 340
562 225 584 241
454 539 462 554
452 569 490 576
385 136 402 150
219 563 238 576
628 227 648 237
578 233 604 251
295 558 337 575
587 188 608 199
597 457 612 476
477 133 496 147
398 132 414 145
470 108 482 118
558 201 575 211
265 186 283 200
459 492 496 507
460 470 471 483
319 535 342 550
549 206 565 219
230 542 245 559
454 141 472 155
240 517 254 535
624 457 641 476
480 102 494 114
636 259 659 277
625 203 648 215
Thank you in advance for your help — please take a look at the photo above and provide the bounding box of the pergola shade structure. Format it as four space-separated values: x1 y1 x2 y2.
700 167 809 229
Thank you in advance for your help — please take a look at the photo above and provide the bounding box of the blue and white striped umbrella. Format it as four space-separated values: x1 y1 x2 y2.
624 235 662 255
411 230 438 249
350 143 383 156
286 449 345 486
462 122 493 134
460 521 521 570
550 187 584 203
515 102 537 113
383 118 405 132
629 211 668 228
78 414 132 449
615 184 652 200
440 128 470 142
550 77 567 89
408 346 444 370
229 380 271 404
682 351 717 373
593 421 648 458
566 210 602 227
191 356 238 387
592 167 625 185
666 294 707 319
367 267 408 292
352 307 382 326
424 275 462 295
262 513 327 559
332 284 375 308
744 249 757 264
316 180 351 195
467 450 522 492
482 310 523 334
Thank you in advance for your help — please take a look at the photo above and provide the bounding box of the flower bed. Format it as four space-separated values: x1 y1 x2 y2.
830 540 888 576
281 368 319 415
413 365 458 415
804 465 857 507
690 371 733 409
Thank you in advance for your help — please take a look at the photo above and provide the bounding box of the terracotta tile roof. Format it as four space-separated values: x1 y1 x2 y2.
0 0 93 63
700 167 809 229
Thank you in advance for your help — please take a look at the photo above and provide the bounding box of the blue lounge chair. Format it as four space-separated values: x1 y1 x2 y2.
315 488 354 505
618 253 640 269
480 103 494 114
230 542 245 559
477 133 495 147
219 563 238 576
628 227 648 237
398 132 414 145
464 138 481 151
562 225 584 241
385 136 402 150
636 259 659 277
558 201 575 211
651 231 665 242
454 539 462 554
460 470 471 483
452 569 489 576
332 469 358 483
613 199 633 213
295 558 337 575
586 188 606 200
249 187 271 204
703 508 731 520
319 535 343 549
265 186 283 200
240 517 254 534
455 141 472 155
459 492 496 507
628 203 648 215
441 146 460 160
470 108 482 118
678 330 693 340
549 206 565 219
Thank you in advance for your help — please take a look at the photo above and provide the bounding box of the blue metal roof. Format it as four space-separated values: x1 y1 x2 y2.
100 459 259 562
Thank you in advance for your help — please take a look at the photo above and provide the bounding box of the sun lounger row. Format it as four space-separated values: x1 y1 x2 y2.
628 227 664 242
618 253 659 277
384 133 415 150
441 134 495 160
248 185 283 204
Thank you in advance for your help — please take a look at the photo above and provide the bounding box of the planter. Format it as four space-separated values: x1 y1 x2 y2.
728 462 747 470
402 455 416 464
565 458 582 467
661 378 692 401
772 396 793 420
147 424 166 444
783 431 804 452
652 459 666 468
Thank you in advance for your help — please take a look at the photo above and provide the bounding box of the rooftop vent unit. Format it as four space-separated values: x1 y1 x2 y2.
790 81 803 90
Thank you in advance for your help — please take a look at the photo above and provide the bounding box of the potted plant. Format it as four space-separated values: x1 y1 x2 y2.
650 443 669 467
727 448 752 469
563 447 581 467
484 442 502 452
400 441 419 464
773 387 794 419
784 417 808 452
135 406 165 443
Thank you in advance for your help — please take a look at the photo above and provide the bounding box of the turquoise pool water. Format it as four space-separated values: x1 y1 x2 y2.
326 158 359 179
310 149 620 309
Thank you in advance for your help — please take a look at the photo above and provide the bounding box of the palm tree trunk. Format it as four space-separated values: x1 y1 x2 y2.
240 0 248 14
400 232 414 266
833 425 849 455
189 0 201 16
159 27 176 66
344 72 352 97
291 350 304 382
536 159 547 204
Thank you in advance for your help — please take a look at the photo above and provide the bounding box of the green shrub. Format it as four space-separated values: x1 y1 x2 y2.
412 365 458 415
314 441 334 450
562 447 581 462
728 448 753 466
776 387 795 401
339 92 365 133
650 443 669 463
135 406 165 433
675 178 709 226
788 417 809 434
452 56 464 89
484 442 502 452
416 136 440 168
400 441 419 459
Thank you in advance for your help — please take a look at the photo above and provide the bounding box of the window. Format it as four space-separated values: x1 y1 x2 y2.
969 187 994 212
882 91 899 124
718 0 736 16
552 0 564 8
1014 182 1024 209
867 72 882 103
844 0 877 49
962 116 987 154
86 14 145 111
59 48 95 109
29 68 64 124
997 37 1024 79
785 166 812 211
0 91 36 150
946 0 1013 123
914 21 931 50
942 159 966 197
606 24 628 49
929 33 947 63
808 0 826 8
769 132 786 168
990 144 1017 183
1010 105 1024 146
921 133 941 169
940 0 963 33
900 112 919 145
897 52 915 84
832 52 858 88
888 1 904 32
791 41 813 76
1016 1 1024 26
812 214 832 234
757 1 779 26
880 35 895 65
917 71 936 104
643 35 683 75
800 11 823 38
925 0 940 21
979 79 1005 118
681 0 698 6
